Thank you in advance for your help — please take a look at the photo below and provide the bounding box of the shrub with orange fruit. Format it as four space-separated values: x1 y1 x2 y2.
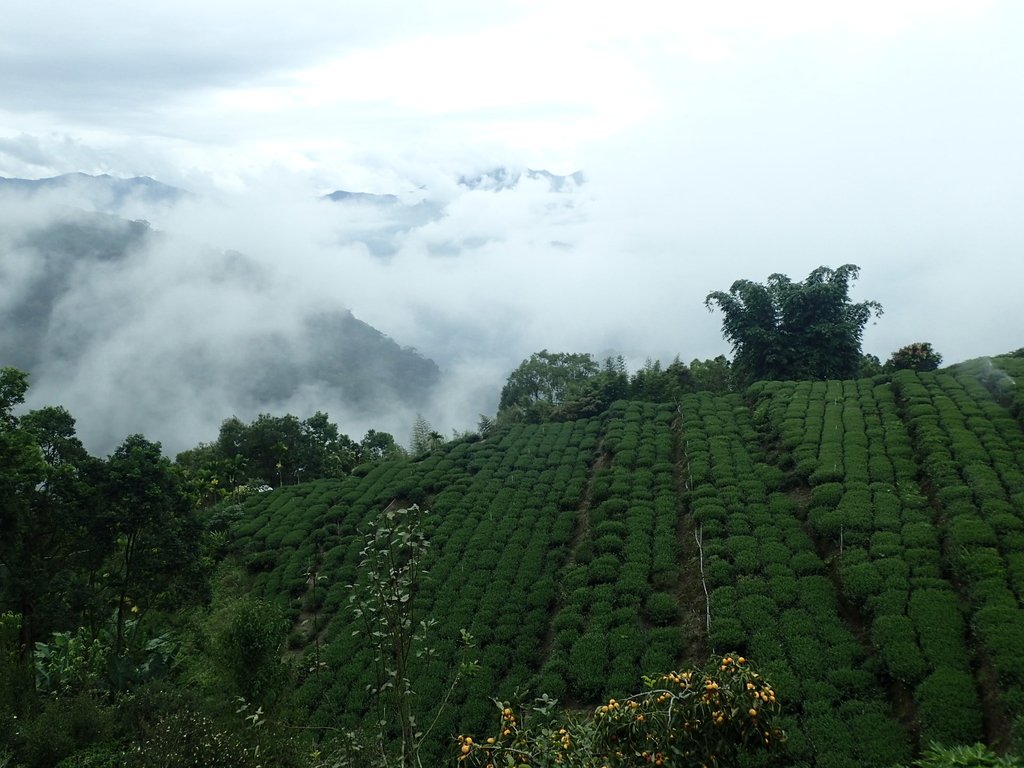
456 654 784 767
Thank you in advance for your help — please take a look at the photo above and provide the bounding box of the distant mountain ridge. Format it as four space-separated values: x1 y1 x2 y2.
1 166 585 208
458 167 585 191
323 167 586 203
0 172 187 208
321 167 585 258
323 189 401 205
0 208 153 371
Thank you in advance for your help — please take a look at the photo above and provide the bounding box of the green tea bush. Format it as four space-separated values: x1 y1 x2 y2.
709 618 746 651
915 668 983 746
848 707 910 765
587 555 621 585
806 487 839 512
872 615 926 684
791 551 822 577
870 589 909 616
569 632 609 699
949 516 998 549
973 606 1024 685
736 596 778 633
841 561 883 605
768 575 800 608
643 592 680 626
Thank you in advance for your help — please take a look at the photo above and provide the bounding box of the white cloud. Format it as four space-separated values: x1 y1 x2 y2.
2 0 1022 452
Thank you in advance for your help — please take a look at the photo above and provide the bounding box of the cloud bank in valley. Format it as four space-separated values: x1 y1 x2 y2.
2 1 1023 455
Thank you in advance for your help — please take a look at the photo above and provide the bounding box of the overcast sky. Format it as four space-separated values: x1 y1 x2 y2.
2 0 1023 451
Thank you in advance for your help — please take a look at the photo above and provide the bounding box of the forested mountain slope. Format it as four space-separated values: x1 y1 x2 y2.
221 354 1024 767
0 207 440 451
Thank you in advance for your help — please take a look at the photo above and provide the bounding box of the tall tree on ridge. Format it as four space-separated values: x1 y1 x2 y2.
705 264 882 384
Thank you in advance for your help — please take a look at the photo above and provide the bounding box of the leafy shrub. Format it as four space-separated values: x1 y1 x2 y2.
872 615 926 684
842 561 883 605
908 742 1024 768
915 668 983 747
459 655 785 768
710 618 746 651
569 632 608 699
19 694 114 768
810 483 845 509
909 590 968 671
949 516 998 549
849 707 911 765
869 531 903 559
902 521 940 549
587 555 621 585
769 575 800 608
644 592 680 626
34 628 107 697
215 598 289 705
827 667 874 697
791 551 822 576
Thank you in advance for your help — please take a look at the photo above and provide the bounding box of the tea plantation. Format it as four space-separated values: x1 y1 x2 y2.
212 354 1024 766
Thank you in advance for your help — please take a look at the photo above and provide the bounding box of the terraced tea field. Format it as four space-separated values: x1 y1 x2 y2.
226 354 1024 766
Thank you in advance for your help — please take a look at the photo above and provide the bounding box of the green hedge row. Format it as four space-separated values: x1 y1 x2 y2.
754 376 983 748
680 391 908 767
893 370 1024 729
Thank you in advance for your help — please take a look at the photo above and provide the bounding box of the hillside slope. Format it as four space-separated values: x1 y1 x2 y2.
223 355 1024 767
0 207 441 451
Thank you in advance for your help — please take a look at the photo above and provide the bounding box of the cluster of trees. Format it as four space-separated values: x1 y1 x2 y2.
886 341 943 372
704 263 946 384
0 367 429 767
705 264 883 383
0 368 203 660
495 265 943 431
176 412 406 503
0 368 240 766
495 350 733 424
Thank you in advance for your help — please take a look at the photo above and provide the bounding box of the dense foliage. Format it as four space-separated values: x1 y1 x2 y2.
705 264 882 383
3 342 1024 767
497 351 734 424
887 343 944 372
458 655 784 767
175 411 404 496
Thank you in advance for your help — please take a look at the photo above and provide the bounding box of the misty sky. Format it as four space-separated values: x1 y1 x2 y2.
2 0 1023 453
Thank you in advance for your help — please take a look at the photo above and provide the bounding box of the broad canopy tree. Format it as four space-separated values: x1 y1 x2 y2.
0 371 109 654
705 264 882 384
105 434 202 655
499 350 599 411
203 411 362 488
496 351 739 423
886 342 943 372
